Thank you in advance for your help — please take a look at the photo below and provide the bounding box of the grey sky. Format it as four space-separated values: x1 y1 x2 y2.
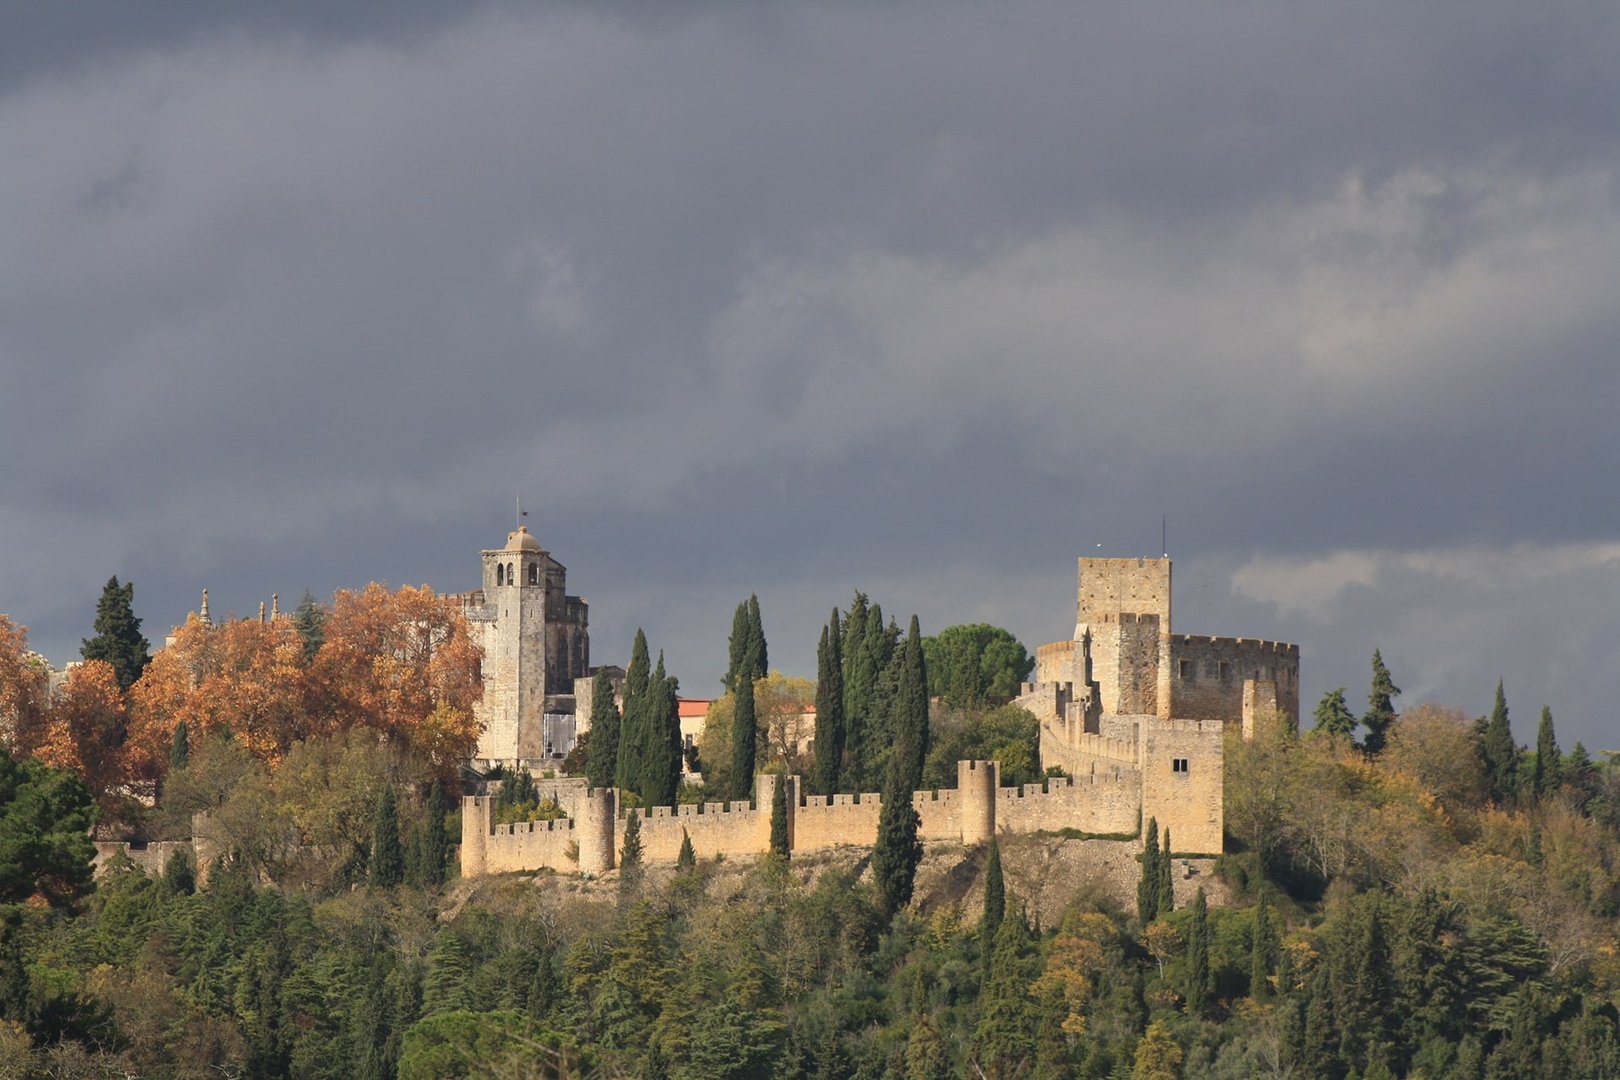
2 2 1617 751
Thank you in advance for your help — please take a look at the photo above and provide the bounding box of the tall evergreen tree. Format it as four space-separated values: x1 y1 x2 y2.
291 588 326 663
421 928 470 1015
1533 705 1562 799
81 575 150 690
1138 818 1161 924
586 667 620 790
676 828 696 870
169 719 190 773
982 837 1005 976
1481 679 1519 804
615 630 651 793
1362 649 1401 755
1313 688 1357 738
1185 887 1210 1012
1157 827 1175 916
891 615 930 794
730 666 758 803
972 902 1037 1076
769 774 790 858
1251 891 1279 1000
723 594 768 692
619 809 644 899
642 652 681 808
841 592 871 785
812 612 845 796
872 758 923 919
746 593 767 680
370 785 405 888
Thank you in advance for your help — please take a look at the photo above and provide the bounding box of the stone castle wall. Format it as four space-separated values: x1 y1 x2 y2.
1138 718 1224 854
460 760 1134 877
1168 635 1299 727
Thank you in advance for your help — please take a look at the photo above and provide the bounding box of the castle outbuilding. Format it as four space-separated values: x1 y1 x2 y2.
455 526 590 768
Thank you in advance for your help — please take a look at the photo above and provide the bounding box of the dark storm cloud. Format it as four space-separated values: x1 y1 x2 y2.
2 2 1618 749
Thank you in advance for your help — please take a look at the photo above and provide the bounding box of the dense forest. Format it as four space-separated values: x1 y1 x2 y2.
1 586 1618 1077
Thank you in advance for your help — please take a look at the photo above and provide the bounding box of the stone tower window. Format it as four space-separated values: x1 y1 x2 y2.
1218 661 1231 681
1172 758 1190 774
496 564 504 586
1178 659 1193 679
528 563 538 586
507 562 514 586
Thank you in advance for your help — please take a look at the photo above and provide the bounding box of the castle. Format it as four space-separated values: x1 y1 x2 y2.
459 554 1299 876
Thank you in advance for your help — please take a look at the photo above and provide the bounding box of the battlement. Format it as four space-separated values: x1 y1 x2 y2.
1146 717 1226 736
1172 634 1298 654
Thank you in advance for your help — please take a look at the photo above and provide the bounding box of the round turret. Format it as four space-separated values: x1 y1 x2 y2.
958 759 998 845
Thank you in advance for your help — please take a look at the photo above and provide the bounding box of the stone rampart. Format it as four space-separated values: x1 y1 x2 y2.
93 840 195 879
996 772 1139 837
1169 635 1299 726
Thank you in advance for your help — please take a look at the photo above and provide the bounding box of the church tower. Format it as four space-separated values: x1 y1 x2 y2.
464 526 590 766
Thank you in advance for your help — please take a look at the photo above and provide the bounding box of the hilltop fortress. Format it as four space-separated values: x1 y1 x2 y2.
460 555 1299 877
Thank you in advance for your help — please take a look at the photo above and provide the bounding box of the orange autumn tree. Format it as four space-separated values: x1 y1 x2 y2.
128 614 313 773
37 659 130 810
310 584 482 773
0 614 50 758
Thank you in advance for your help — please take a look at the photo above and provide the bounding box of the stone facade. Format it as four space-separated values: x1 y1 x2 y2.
454 526 590 767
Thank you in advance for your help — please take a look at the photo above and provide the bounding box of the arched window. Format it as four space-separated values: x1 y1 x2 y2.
496 564 504 586
528 563 538 586
507 563 514 586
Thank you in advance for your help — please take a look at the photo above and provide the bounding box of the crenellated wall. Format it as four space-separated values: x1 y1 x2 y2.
459 760 1149 877
1168 635 1299 727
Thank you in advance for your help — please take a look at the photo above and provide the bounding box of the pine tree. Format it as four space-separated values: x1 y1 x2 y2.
1250 891 1279 1000
1138 818 1161 924
1157 827 1175 916
586 667 620 790
162 850 196 895
421 928 470 1015
291 589 326 663
812 612 845 796
892 615 930 794
1533 705 1561 799
1481 680 1518 805
972 902 1036 1076
1185 887 1210 1012
370 785 405 888
731 667 758 803
81 575 150 690
1313 688 1357 738
676 828 695 870
619 810 644 899
615 630 651 793
872 758 923 919
905 1012 952 1080
170 719 190 773
769 774 789 858
1362 649 1401 755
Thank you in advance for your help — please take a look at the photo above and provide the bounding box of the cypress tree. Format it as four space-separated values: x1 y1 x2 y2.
170 719 190 773
410 779 449 888
746 593 767 682
291 588 326 663
615 630 651 793
1362 649 1400 755
841 592 871 790
872 758 923 919
769 774 789 858
619 810 644 899
971 902 1037 1076
724 600 751 692
162 850 196 895
1158 827 1175 916
1251 891 1279 1000
640 652 681 808
1481 679 1518 805
731 667 758 803
1534 705 1561 799
982 837 1005 976
370 785 405 888
1185 887 1210 1012
892 615 930 794
586 667 620 790
81 575 150 690
812 612 845 796
676 828 695 870
1138 818 1161 924
1313 688 1357 738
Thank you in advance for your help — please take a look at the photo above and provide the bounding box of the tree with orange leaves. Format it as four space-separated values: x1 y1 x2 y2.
312 584 482 772
37 659 131 810
128 614 316 776
0 615 49 758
